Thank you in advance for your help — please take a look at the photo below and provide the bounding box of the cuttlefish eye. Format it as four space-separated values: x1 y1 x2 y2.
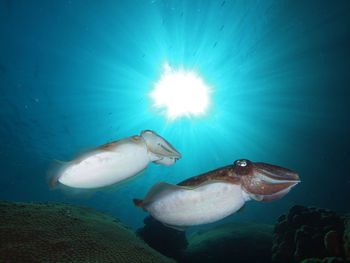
235 159 248 167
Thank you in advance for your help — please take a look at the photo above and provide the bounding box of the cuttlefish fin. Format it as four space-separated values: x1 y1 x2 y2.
133 182 183 209
53 152 97 166
53 145 101 165
53 136 144 166
163 223 188 232
98 136 145 152
133 180 236 208
102 170 146 193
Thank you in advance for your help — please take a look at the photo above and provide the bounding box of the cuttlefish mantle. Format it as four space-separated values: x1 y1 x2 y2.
51 130 181 189
133 159 300 230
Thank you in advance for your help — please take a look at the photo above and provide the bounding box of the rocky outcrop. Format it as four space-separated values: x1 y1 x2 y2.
344 215 350 260
300 257 347 263
272 205 346 263
0 201 176 263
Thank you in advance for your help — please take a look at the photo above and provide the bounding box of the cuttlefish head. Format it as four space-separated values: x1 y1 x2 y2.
232 159 300 202
141 130 182 166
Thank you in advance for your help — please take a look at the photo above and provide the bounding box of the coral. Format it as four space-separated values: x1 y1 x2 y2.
181 222 274 263
272 205 346 263
136 216 188 261
299 259 323 263
0 201 176 263
344 215 350 260
325 230 343 257
300 257 347 263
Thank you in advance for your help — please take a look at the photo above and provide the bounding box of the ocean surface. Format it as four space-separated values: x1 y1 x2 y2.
0 0 349 233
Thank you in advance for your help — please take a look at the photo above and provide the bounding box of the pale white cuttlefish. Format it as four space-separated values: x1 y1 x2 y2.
51 130 181 189
133 159 300 231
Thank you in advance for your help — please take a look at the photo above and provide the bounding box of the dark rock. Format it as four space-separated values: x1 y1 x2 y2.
325 230 343 257
277 213 287 223
300 259 323 263
294 225 325 262
271 240 295 263
287 205 308 224
272 205 346 263
136 216 188 260
300 257 347 263
344 215 350 260
321 257 347 263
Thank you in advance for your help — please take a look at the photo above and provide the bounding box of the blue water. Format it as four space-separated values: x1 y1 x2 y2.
1 0 349 231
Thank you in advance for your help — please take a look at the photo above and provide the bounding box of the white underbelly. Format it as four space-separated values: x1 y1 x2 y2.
145 181 246 227
58 143 149 188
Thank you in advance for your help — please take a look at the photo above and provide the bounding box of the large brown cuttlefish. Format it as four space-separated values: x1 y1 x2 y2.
133 159 300 231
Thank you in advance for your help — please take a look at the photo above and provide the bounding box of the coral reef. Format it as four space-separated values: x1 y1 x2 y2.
300 257 347 263
181 222 274 263
136 216 187 260
0 201 176 263
272 205 347 263
344 215 350 260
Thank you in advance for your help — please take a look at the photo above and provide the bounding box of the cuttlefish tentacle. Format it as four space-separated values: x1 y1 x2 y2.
133 159 300 230
53 130 181 189
232 159 300 202
141 130 182 166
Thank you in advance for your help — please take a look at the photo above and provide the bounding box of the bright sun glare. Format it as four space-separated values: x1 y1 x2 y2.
151 62 210 120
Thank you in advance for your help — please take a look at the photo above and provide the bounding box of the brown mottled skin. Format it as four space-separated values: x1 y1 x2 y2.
98 136 144 151
177 159 300 202
98 141 120 151
177 165 240 187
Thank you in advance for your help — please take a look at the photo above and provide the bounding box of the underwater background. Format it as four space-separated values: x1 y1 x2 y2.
0 0 349 237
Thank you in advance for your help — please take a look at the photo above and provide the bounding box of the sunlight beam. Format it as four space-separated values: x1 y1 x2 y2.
151 62 211 120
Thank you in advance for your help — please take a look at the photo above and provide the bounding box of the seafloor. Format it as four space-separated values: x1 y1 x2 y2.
0 201 349 263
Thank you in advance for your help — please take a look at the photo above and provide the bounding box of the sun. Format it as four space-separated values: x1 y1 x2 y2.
151 62 211 120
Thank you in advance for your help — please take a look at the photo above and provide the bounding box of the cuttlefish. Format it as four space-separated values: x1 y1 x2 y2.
133 159 300 231
51 130 181 189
